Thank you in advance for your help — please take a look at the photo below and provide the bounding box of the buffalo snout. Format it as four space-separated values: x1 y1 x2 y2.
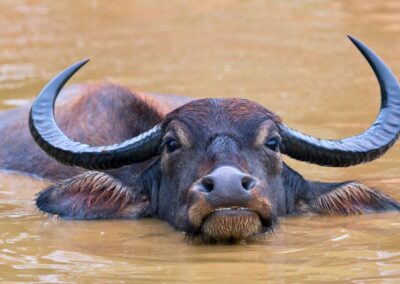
188 166 274 243
197 166 257 205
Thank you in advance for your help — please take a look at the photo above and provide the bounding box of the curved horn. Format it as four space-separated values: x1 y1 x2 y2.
280 36 400 167
29 60 163 170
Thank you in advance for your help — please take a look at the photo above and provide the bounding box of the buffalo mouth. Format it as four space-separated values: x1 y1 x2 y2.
195 207 276 243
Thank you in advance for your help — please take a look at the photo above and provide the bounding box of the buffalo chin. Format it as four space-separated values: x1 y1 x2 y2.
199 208 265 243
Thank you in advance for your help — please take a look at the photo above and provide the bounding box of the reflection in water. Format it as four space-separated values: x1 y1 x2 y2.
0 0 400 282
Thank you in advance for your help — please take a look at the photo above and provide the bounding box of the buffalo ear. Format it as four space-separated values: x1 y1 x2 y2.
36 172 150 220
299 182 400 215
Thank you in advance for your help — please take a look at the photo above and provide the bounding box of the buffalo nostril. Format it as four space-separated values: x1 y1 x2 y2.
241 176 257 191
201 177 214 193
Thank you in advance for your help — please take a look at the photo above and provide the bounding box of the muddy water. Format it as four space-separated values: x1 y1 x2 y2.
1 0 400 282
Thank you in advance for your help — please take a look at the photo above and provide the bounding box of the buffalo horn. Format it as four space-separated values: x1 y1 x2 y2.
29 59 163 170
280 36 400 167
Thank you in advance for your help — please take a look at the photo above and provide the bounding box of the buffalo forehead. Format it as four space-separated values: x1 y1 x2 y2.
164 98 281 142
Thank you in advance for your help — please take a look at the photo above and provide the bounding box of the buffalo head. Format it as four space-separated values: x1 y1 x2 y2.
31 36 400 243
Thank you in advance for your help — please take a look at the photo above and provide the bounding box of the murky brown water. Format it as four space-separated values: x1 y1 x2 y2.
1 0 400 282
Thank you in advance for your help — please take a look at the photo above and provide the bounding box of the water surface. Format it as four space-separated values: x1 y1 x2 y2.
1 1 400 282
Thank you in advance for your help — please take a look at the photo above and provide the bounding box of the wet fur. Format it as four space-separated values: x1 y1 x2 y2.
309 182 400 214
36 171 150 219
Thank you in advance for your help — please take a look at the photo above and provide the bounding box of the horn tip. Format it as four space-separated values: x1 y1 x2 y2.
347 34 360 45
347 34 355 40
63 58 90 77
346 35 375 60
77 58 90 67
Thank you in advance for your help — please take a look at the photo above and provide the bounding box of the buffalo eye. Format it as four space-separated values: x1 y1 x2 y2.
265 137 281 151
164 137 180 153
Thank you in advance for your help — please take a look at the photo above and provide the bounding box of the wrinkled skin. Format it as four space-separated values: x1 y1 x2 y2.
1 84 398 243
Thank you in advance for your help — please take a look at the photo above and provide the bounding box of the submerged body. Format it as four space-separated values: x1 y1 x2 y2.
0 84 191 181
1 36 400 243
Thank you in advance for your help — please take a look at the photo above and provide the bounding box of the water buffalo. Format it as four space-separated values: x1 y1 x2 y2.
1 36 400 243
